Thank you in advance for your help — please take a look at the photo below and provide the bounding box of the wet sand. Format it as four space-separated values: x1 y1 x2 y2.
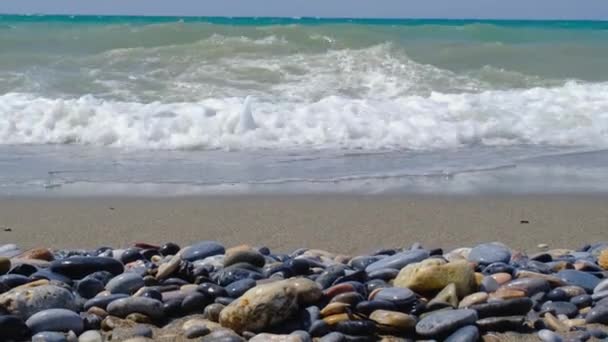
1 195 607 254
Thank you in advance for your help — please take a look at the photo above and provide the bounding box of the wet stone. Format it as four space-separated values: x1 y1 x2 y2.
540 301 578 318
415 309 478 337
106 297 165 320
468 243 512 266
335 320 376 336
469 297 533 319
0 315 31 341
49 257 124 279
556 270 600 293
373 287 416 307
25 308 84 334
586 305 608 324
445 325 479 342
226 278 257 298
365 250 430 273
106 273 144 295
570 294 592 308
224 245 266 268
181 241 225 262
32 331 68 342
0 284 78 319
369 310 416 332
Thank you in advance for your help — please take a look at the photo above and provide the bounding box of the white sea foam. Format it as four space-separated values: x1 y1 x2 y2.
1 81 608 150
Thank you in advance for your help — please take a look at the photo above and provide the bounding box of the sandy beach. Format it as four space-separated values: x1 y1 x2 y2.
1 194 606 254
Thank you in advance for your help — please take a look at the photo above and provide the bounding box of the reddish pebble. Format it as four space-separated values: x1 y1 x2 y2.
323 283 356 299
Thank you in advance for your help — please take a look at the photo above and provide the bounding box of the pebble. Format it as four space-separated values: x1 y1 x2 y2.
105 273 145 294
25 308 84 334
372 287 416 307
469 297 533 318
556 270 601 293
538 329 564 342
445 325 479 342
476 315 525 332
49 257 124 279
394 259 476 297
181 241 226 262
78 330 102 342
468 242 512 265
540 301 579 318
224 245 266 268
0 314 31 341
0 284 78 318
106 297 165 320
32 331 68 342
369 309 416 332
226 278 257 298
185 325 211 338
364 250 430 273
586 305 608 324
0 256 11 275
415 309 478 337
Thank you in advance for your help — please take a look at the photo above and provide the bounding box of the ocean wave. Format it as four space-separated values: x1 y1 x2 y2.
1 81 608 150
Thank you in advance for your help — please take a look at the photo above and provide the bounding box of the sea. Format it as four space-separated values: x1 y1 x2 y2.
1 15 608 196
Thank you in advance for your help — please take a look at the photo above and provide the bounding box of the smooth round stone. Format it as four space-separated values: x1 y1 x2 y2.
335 320 376 335
556 270 600 293
367 268 399 281
538 329 563 342
445 325 479 342
416 309 478 337
120 248 143 264
203 303 225 322
0 284 77 319
308 319 331 337
76 277 105 299
365 250 430 273
365 279 389 293
159 243 180 257
0 273 30 288
224 245 266 268
30 270 73 285
356 300 397 315
107 297 164 320
185 325 211 338
459 292 489 308
49 257 124 279
540 301 578 318
570 294 592 308
105 273 145 295
585 305 608 324
315 265 346 289
0 257 12 275
480 276 499 293
26 308 84 334
373 287 416 306
138 288 162 301
350 256 383 271
476 315 525 332
505 278 551 296
546 288 569 302
318 332 345 342
78 330 103 342
181 292 211 313
32 331 68 342
469 297 533 319
594 278 608 294
468 243 511 266
0 315 30 341
369 310 416 332
181 241 225 262
83 293 128 310
197 282 228 298
226 278 257 298
330 292 365 306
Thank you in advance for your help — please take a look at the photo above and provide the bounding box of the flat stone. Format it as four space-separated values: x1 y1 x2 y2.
556 270 600 293
504 278 551 296
155 253 181 280
226 278 257 298
26 308 84 334
0 315 30 341
394 259 476 297
428 283 459 310
476 315 525 332
365 250 430 273
445 325 479 342
468 243 511 266
372 287 416 307
32 331 68 342
594 278 608 294
459 292 489 308
181 241 225 262
538 329 563 342
106 273 144 294
369 309 416 332
540 301 578 318
469 297 533 318
0 284 77 318
320 302 350 317
83 293 129 310
49 257 124 279
107 297 165 320
415 309 478 337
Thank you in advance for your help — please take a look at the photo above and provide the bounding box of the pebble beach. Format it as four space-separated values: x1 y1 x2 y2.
1 237 608 341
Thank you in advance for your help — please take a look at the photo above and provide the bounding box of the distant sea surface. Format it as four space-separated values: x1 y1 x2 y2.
1 16 608 195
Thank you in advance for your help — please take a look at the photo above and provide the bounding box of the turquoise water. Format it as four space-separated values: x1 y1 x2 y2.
1 16 608 194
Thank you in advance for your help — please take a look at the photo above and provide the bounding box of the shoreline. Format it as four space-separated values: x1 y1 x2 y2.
1 194 607 254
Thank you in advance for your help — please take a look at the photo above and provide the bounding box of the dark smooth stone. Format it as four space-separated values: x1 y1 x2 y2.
159 243 180 256
505 278 550 296
546 288 569 302
286 259 312 276
300 306 320 331
30 270 73 285
212 268 263 287
445 325 479 342
120 248 143 264
586 305 608 324
374 287 416 307
49 257 124 279
25 308 84 334
81 312 102 330
181 241 225 262
350 256 383 271
163 298 183 317
480 276 499 293
31 331 67 342
9 263 37 276
185 325 211 339
523 261 552 274
83 293 129 310
470 298 533 318
365 279 389 293
416 309 478 337
309 319 331 337
476 315 526 332
557 270 600 293
264 264 293 279
482 262 515 275
215 296 234 306
430 248 444 256
134 325 153 338
331 292 365 306
333 270 367 285
0 274 31 289
365 250 430 273
226 278 256 298
530 253 553 263
197 282 228 298
85 271 114 285
335 320 376 336
316 265 347 289
76 277 105 299
540 301 578 318
0 315 30 341
530 292 547 311
468 243 511 266
107 297 164 320
372 248 398 256
258 247 271 255
141 249 160 261
140 289 163 301
181 292 212 313
588 328 608 339
570 294 592 308
356 300 397 315
367 268 399 281
162 277 189 286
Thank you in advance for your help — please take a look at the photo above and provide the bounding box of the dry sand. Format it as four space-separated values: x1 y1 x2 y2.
0 195 607 254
